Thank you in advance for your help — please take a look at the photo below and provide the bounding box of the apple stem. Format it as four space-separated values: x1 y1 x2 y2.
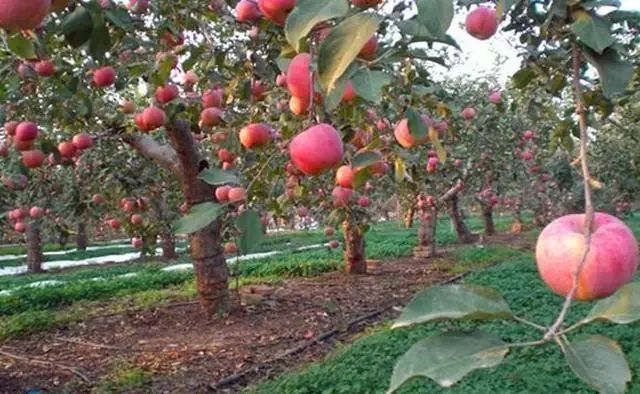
544 39 594 340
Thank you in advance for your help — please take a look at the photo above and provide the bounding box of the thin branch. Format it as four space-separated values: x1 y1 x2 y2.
513 315 546 332
123 134 181 173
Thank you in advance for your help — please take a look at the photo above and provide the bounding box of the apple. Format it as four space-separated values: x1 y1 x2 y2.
217 148 235 163
72 133 93 150
128 0 148 13
289 96 309 116
352 0 381 8
523 130 535 140
536 213 639 301
4 121 18 136
155 84 179 103
466 6 499 40
239 123 271 149
335 165 356 188
235 0 261 22
332 186 353 207
14 221 26 233
276 73 287 87
454 159 463 168
131 214 143 225
200 107 223 127
29 206 43 218
93 66 117 87
141 107 167 131
290 124 344 176
182 70 198 86
0 144 8 157
297 207 308 217
358 196 370 207
329 240 340 249
358 35 378 60
120 100 136 114
35 60 55 77
14 139 33 151
215 185 232 203
132 237 144 248
92 194 104 204
251 80 266 101
224 242 238 254
0 0 50 32
393 118 430 148
15 122 39 142
257 0 295 26
228 187 246 203
489 90 502 104
108 219 121 230
342 81 357 102
22 150 45 168
461 107 476 120
202 89 224 108
324 227 335 237
287 53 311 100
58 141 77 158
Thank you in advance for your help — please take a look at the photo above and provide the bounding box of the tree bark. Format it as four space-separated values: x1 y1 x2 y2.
446 195 477 244
417 208 438 257
342 221 366 274
167 121 230 316
27 221 44 273
403 206 415 228
76 222 88 251
161 231 178 260
482 204 496 236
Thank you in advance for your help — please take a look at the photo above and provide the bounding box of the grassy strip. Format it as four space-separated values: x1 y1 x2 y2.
249 252 640 394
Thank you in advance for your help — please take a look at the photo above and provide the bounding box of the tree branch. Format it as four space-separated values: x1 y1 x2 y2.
123 134 180 173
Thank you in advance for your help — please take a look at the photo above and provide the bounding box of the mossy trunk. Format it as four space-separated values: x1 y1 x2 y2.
27 221 44 274
168 121 230 316
447 195 477 244
342 221 366 274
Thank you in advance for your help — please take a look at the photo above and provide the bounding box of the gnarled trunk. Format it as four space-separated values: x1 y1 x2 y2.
447 195 477 244
482 204 495 236
161 231 178 260
76 222 88 251
27 221 43 273
168 122 229 316
342 221 366 274
416 208 438 258
403 206 415 228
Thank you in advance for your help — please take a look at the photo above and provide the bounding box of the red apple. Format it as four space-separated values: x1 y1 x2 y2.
289 95 309 116
228 187 246 203
120 100 136 114
202 89 224 108
489 90 502 104
93 66 117 87
236 0 261 22
287 53 311 100
0 0 50 32
251 80 266 101
224 242 238 254
342 81 357 102
58 141 77 158
290 123 344 176
4 121 18 136
35 60 55 77
523 130 535 140
536 213 639 301
332 186 353 207
131 214 143 225
22 150 45 168
466 6 499 40
329 240 340 249
14 221 26 233
335 165 355 188
14 122 39 142
239 123 272 149
141 107 166 130
217 148 234 163
200 107 223 127
358 35 378 60
297 206 308 217
257 0 295 26
215 185 232 203
128 0 148 13
29 206 43 218
352 0 381 7
324 227 335 237
155 84 179 104
72 133 93 150
92 194 104 204
132 237 144 248
357 196 370 207
461 107 476 120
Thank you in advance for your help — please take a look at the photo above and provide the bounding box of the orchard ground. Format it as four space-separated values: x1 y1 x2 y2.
0 214 635 393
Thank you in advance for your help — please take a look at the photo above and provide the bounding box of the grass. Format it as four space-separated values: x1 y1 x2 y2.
248 253 640 394
94 362 153 393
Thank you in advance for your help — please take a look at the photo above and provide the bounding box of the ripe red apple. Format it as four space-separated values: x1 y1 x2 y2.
155 84 179 104
141 107 167 130
22 150 45 168
14 139 33 151
14 221 26 233
58 141 77 158
324 227 335 237
200 107 223 127
297 206 308 217
352 0 381 7
72 133 93 150
132 237 144 248
394 118 429 148
217 149 235 163
461 107 476 120
93 66 117 87
335 165 355 188
289 96 309 116
290 124 344 176
489 90 502 104
239 123 271 149
108 219 121 230
466 7 499 40
29 206 43 219
215 185 232 203
4 121 18 136
0 143 8 157
257 0 295 26
0 0 50 32
276 73 287 87
358 35 378 60
228 187 246 203
536 213 639 301
357 196 370 207
92 194 104 204
224 242 238 254
236 0 261 22
523 130 535 140
182 70 198 86
332 186 353 208
120 100 136 114
128 0 148 13
14 122 39 142
454 159 463 168
287 53 311 100
202 89 224 108
329 240 340 249
251 80 266 101
131 214 143 225
342 81 357 102
35 60 55 77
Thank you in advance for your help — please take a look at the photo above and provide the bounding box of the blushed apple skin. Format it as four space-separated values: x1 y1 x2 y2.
289 124 344 176
535 212 639 301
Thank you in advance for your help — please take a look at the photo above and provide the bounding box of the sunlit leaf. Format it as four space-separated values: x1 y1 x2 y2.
285 0 349 52
173 202 224 235
584 283 640 325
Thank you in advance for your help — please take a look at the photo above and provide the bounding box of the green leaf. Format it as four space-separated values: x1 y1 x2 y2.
583 48 634 98
392 285 512 329
352 167 370 189
62 7 94 48
387 330 509 393
565 335 631 394
571 11 614 54
199 169 239 186
405 107 428 140
429 127 447 162
7 35 36 60
352 150 382 169
394 158 409 183
512 67 535 89
236 210 264 254
173 202 224 235
318 13 381 93
415 0 454 39
582 0 621 9
104 7 133 29
351 69 392 103
324 65 358 111
285 0 349 52
89 20 111 61
584 283 640 325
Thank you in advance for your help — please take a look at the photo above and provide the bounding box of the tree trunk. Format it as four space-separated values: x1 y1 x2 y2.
403 206 415 228
415 208 438 258
58 227 68 249
168 121 230 316
446 195 477 244
342 221 366 274
76 222 88 251
27 221 44 273
482 204 495 236
161 231 178 260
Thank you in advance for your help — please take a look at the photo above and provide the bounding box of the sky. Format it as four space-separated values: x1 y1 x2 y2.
433 0 639 86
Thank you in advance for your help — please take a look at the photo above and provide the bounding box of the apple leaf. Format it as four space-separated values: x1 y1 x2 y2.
89 18 111 61
571 10 614 54
583 48 634 98
318 13 381 93
285 0 349 52
7 35 36 60
387 330 509 393
352 150 382 169
565 335 631 394
583 283 640 325
429 127 447 162
199 168 239 186
352 69 392 104
394 158 410 183
235 210 264 254
392 285 512 329
62 7 94 48
173 202 224 235
405 107 428 141
415 0 454 39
